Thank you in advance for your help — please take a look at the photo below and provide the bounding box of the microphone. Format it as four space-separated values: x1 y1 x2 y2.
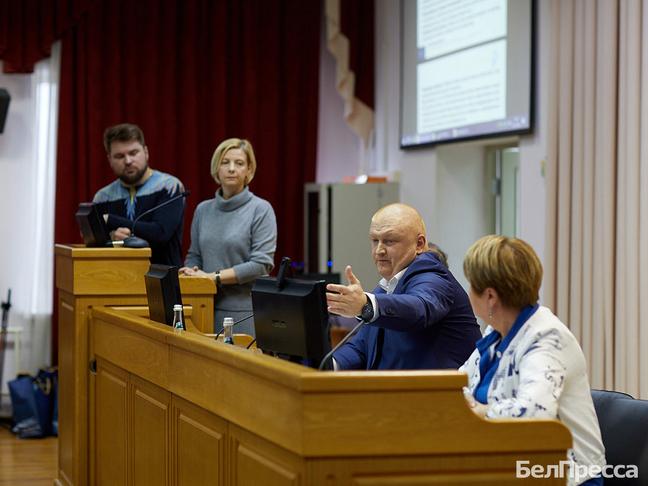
318 319 367 371
275 257 292 290
120 190 190 248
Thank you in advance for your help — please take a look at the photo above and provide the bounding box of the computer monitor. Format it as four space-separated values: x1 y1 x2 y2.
145 264 182 326
251 276 331 369
75 202 111 247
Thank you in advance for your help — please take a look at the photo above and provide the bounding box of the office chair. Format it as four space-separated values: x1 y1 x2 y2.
591 389 648 485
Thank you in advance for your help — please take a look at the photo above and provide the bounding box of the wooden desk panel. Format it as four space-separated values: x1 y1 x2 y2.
94 359 128 486
173 396 228 486
54 244 216 486
90 307 572 485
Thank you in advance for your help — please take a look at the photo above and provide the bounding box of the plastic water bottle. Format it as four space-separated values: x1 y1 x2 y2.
172 304 185 331
223 317 234 344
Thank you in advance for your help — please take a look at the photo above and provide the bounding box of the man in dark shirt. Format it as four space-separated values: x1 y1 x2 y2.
93 123 185 265
326 203 481 370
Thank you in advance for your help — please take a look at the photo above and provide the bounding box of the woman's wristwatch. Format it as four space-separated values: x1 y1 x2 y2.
214 272 222 287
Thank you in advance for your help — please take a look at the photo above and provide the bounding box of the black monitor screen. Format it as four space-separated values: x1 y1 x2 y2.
145 264 182 326
251 277 331 369
299 272 341 285
75 202 111 247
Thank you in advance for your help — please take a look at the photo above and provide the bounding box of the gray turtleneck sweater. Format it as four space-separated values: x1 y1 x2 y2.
184 187 277 319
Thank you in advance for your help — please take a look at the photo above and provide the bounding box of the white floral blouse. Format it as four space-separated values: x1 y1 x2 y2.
460 306 606 485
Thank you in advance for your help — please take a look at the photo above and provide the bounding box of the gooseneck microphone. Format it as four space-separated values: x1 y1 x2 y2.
275 257 292 290
120 190 190 248
318 318 367 371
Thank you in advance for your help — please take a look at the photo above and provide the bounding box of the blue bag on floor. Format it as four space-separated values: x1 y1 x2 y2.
38 367 58 436
51 371 58 436
8 368 58 438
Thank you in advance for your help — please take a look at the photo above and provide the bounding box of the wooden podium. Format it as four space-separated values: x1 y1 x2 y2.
54 244 216 486
87 306 572 486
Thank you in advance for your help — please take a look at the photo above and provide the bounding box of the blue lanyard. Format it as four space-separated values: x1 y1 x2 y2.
473 304 539 404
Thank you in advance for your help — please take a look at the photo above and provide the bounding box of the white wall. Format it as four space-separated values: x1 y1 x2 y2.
433 143 496 276
0 45 59 406
317 0 550 289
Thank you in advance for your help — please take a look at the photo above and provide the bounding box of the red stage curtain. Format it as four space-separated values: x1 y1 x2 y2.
0 0 94 73
49 0 321 362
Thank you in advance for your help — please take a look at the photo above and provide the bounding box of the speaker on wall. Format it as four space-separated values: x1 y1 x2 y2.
0 89 9 134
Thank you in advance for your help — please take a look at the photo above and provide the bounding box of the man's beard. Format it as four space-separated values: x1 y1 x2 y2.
119 164 148 185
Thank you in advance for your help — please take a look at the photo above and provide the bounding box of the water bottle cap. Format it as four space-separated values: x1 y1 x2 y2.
223 317 234 326
173 304 183 311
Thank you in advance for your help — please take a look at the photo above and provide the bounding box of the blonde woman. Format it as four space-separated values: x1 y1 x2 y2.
180 138 277 336
461 235 605 486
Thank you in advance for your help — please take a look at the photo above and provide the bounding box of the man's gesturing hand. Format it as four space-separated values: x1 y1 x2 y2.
326 265 367 317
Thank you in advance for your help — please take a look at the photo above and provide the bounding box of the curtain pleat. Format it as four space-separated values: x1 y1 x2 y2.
616 0 628 392
570 0 584 344
544 0 560 314
555 0 574 323
615 0 641 395
580 0 597 377
640 0 648 399
545 0 648 398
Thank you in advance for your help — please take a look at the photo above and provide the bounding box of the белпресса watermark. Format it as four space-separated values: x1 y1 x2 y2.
516 460 638 482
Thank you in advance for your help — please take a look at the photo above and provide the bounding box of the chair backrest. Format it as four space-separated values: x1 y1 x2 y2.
591 389 648 485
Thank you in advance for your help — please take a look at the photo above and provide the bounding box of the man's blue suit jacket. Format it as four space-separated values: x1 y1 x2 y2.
333 252 481 370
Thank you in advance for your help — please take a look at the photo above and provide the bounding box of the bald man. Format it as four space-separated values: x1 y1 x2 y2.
326 204 481 370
